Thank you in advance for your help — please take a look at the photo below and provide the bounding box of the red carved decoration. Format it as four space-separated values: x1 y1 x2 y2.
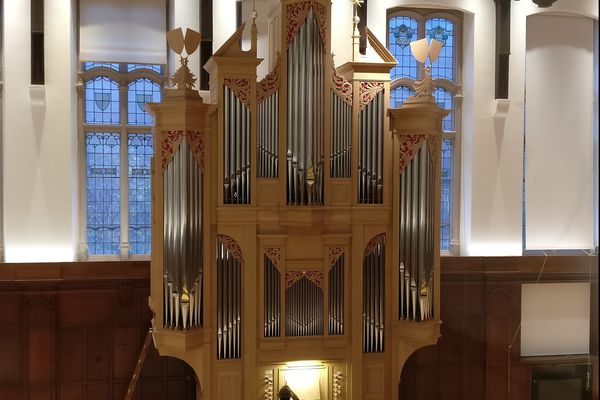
364 233 386 258
286 2 311 48
328 247 344 267
398 134 426 175
359 82 385 111
331 67 352 106
224 78 251 108
286 1 327 49
264 248 281 268
161 130 205 170
257 58 280 102
285 270 324 288
217 234 244 263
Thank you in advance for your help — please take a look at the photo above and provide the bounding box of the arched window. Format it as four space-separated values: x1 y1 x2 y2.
80 63 164 258
387 9 462 254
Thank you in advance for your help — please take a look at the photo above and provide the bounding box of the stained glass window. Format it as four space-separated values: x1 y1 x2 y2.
434 87 454 131
127 64 162 73
128 78 161 125
82 62 162 257
84 62 120 71
440 139 453 251
425 18 454 80
390 86 415 108
388 16 418 80
85 77 120 124
128 134 153 255
86 133 121 255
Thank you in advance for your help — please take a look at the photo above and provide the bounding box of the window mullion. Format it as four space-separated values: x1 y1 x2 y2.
119 84 129 259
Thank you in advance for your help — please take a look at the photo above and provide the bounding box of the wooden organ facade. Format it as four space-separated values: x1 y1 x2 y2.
147 1 448 398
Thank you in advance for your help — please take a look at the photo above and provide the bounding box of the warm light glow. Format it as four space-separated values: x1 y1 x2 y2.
5 245 74 263
283 361 323 400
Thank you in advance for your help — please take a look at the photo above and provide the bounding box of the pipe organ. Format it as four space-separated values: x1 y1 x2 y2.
148 1 448 399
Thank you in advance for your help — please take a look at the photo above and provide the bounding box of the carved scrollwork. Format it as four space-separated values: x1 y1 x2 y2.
328 247 344 267
359 82 385 111
161 130 205 170
398 134 426 175
363 233 386 258
286 270 324 288
286 1 328 49
217 234 244 263
257 57 280 102
224 78 251 108
264 247 281 268
331 65 352 106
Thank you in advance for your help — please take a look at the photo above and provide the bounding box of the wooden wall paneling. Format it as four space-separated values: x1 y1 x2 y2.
25 295 56 400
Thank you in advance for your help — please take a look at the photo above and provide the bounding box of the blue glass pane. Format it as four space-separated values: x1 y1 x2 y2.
426 18 454 80
86 132 121 255
83 62 120 71
128 78 162 125
390 86 415 109
440 139 453 251
388 16 418 80
128 133 153 255
127 64 162 73
433 87 454 132
85 77 120 124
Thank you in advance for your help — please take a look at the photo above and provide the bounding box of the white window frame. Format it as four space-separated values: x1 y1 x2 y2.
387 8 462 256
77 63 165 260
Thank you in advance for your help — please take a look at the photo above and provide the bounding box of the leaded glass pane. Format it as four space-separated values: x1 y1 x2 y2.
83 62 120 71
440 139 453 251
433 87 454 132
388 16 418 80
86 132 121 255
390 86 415 108
128 78 161 125
85 77 120 124
128 133 153 255
127 64 162 73
425 18 454 80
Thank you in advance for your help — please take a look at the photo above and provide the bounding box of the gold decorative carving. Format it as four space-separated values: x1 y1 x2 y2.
264 247 281 268
257 56 280 102
161 130 205 170
363 233 386 258
359 81 384 111
217 234 244 263
224 78 251 108
328 247 344 267
285 270 324 288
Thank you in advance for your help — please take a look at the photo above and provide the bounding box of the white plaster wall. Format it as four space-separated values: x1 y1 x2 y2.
2 0 78 262
213 0 238 53
168 0 200 84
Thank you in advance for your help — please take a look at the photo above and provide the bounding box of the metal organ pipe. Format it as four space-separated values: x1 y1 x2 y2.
358 91 384 203
286 10 324 205
330 94 351 178
363 239 385 353
285 276 323 336
162 137 204 330
398 142 435 321
223 86 251 204
328 254 344 335
217 238 242 359
264 256 280 337
257 91 279 178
